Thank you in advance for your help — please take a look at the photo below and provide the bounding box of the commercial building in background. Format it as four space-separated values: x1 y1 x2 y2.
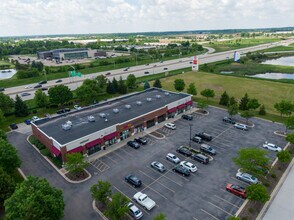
37 48 104 60
31 88 193 162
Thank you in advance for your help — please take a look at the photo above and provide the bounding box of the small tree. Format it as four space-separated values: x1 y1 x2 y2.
228 103 238 119
153 79 162 88
64 153 88 175
197 100 208 111
174 79 185 92
126 74 136 89
0 167 16 206
277 150 292 164
240 110 254 124
90 180 112 205
0 129 7 140
117 77 127 94
247 98 260 110
274 100 294 117
284 116 294 133
0 138 21 173
34 89 49 108
144 81 150 90
246 184 270 203
286 133 294 144
14 95 29 117
0 109 5 125
187 83 197 96
259 104 266 115
0 92 14 114
112 77 119 92
154 213 166 220
229 96 237 106
200 89 215 100
106 80 116 94
96 75 108 90
239 93 250 110
104 193 129 220
219 91 230 106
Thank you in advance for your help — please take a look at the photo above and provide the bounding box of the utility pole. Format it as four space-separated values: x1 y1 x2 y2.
189 123 193 147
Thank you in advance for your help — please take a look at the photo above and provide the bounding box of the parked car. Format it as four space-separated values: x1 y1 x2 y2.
9 123 18 130
38 80 47 84
200 144 216 155
172 165 190 176
165 123 176 130
34 84 42 89
55 79 62 83
31 116 40 122
127 202 143 219
234 123 248 131
74 105 82 110
191 154 209 164
166 153 180 164
21 92 31 97
176 146 192 157
226 184 246 199
223 116 236 124
262 142 282 152
191 136 202 144
133 192 156 211
24 119 31 125
151 161 166 172
127 141 140 149
134 137 147 145
180 161 197 172
236 172 258 184
56 108 71 114
182 114 193 120
0 87 5 91
125 174 142 187
195 132 212 141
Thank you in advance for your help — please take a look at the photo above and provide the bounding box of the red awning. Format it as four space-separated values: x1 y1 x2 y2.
51 146 61 156
177 104 186 109
167 107 177 113
67 146 84 154
185 100 193 106
86 138 102 149
104 132 118 141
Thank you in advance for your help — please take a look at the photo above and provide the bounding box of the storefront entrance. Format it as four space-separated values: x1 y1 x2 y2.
134 124 144 134
146 119 155 128
158 114 166 123
120 129 131 140
87 145 101 155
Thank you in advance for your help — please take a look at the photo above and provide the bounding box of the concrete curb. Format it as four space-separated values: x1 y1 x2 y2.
27 135 92 184
92 200 109 220
274 131 287 137
148 132 166 140
194 108 209 116
17 168 27 180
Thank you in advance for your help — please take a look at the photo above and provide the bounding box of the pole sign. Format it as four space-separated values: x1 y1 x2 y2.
192 56 199 71
234 51 241 62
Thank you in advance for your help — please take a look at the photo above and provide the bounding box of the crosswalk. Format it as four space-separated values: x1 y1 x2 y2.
90 159 110 172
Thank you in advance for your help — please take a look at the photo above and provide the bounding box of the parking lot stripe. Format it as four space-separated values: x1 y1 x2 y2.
147 168 183 187
119 148 133 157
214 195 240 208
207 201 233 216
193 217 199 220
104 155 118 164
112 151 125 160
142 183 168 200
212 126 232 141
200 209 220 220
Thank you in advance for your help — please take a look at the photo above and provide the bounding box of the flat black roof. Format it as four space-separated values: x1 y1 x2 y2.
36 88 190 145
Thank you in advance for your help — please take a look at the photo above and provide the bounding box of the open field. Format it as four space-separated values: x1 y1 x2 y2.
259 45 294 52
161 71 294 115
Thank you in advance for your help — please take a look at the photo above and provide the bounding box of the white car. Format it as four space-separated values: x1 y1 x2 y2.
133 192 156 211
25 85 33 89
180 161 198 172
74 105 82 110
31 116 40 122
262 142 282 152
234 123 248 131
236 172 258 184
165 123 176 130
166 153 180 164
127 202 143 219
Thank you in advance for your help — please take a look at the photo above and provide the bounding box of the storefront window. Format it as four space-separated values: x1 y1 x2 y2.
105 137 117 146
134 124 144 134
158 115 166 123
147 119 155 128
87 144 101 155
120 130 130 140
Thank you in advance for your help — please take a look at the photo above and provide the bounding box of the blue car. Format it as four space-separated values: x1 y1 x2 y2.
24 119 31 125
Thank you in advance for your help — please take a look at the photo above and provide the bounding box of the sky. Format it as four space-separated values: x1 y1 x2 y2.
0 0 293 36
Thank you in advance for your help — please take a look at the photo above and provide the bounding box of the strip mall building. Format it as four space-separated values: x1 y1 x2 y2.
32 88 192 162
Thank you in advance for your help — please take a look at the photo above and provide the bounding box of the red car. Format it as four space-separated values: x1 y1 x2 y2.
226 183 246 199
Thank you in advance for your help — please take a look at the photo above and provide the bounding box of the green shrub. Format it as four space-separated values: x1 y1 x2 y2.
271 173 277 179
264 182 270 187
40 148 51 157
50 156 63 168
248 208 254 213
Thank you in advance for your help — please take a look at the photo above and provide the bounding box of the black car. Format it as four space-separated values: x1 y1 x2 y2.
41 87 48 91
34 84 42 89
191 154 209 164
191 136 202 144
125 174 142 187
56 108 71 114
38 80 47 84
163 67 168 70
144 71 149 74
172 165 190 176
223 117 236 124
127 141 140 149
55 79 62 83
200 144 216 155
0 87 5 92
195 132 212 142
9 123 18 130
134 137 147 145
182 114 193 120
176 146 192 157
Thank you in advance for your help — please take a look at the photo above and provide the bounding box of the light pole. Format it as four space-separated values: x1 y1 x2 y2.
43 69 47 82
189 123 193 147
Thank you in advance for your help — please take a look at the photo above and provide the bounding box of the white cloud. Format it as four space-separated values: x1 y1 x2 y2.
0 0 293 36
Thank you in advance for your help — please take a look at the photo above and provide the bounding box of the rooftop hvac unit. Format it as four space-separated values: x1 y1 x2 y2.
62 121 72 131
113 108 119 113
147 98 152 102
125 104 131 109
99 113 106 118
136 101 142 105
156 95 161 99
87 115 95 122
165 92 170 96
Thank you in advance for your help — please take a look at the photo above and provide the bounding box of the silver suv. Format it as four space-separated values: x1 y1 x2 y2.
166 153 180 164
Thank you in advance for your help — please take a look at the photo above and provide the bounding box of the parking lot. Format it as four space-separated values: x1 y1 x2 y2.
87 107 287 220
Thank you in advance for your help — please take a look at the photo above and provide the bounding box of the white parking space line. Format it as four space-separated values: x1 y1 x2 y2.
119 148 133 157
170 170 190 182
142 183 168 200
212 126 233 141
193 217 199 220
207 201 233 216
112 151 125 160
104 155 118 164
200 209 220 220
214 195 240 208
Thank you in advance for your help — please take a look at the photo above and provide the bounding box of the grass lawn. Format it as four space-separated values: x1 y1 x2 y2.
259 45 294 53
0 60 14 69
161 71 294 115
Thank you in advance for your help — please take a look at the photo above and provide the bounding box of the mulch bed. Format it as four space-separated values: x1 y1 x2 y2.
195 109 208 114
238 144 294 220
94 200 131 220
65 170 89 181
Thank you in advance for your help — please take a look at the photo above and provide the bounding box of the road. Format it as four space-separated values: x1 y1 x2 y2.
4 39 294 101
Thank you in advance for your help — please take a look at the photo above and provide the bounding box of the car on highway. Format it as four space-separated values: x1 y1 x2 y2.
74 105 82 110
21 92 31 97
38 80 47 84
262 142 282 152
0 87 5 91
127 202 143 219
226 184 246 199
124 68 129 71
150 161 166 173
144 71 149 74
165 122 176 130
125 174 142 187
182 114 193 120
172 165 190 176
236 171 258 184
234 123 248 131
195 132 212 141
10 123 18 130
200 144 216 155
133 192 156 211
127 141 140 149
55 79 62 83
163 67 168 70
166 153 180 164
145 63 149 66
176 146 192 157
180 161 197 172
41 87 48 91
134 137 147 145
106 72 111 76
191 154 209 164
223 116 236 124
191 136 202 144
25 85 33 89
34 84 42 89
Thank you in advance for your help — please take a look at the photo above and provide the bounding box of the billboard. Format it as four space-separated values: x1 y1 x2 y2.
192 56 199 71
234 51 241 62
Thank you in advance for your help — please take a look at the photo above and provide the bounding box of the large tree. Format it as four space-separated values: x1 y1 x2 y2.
274 100 294 117
0 92 14 114
0 167 16 206
153 79 162 88
240 110 254 124
48 85 73 106
284 116 294 133
258 104 266 115
76 82 99 105
246 184 270 203
144 81 150 90
187 83 197 96
4 176 65 220
228 103 238 119
14 95 29 117
247 98 260 110
0 109 5 125
239 93 250 110
34 89 49 108
0 129 7 140
174 79 185 92
219 91 230 106
117 76 127 94
229 96 237 106
90 180 112 205
126 74 137 89
64 153 88 175
96 75 108 90
200 89 215 100
286 133 294 144
0 138 21 173
112 77 119 92
104 193 129 220
106 80 116 94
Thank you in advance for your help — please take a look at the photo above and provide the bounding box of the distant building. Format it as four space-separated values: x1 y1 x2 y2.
37 48 98 60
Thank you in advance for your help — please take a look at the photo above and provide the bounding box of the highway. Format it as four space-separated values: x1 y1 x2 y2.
3 39 294 101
